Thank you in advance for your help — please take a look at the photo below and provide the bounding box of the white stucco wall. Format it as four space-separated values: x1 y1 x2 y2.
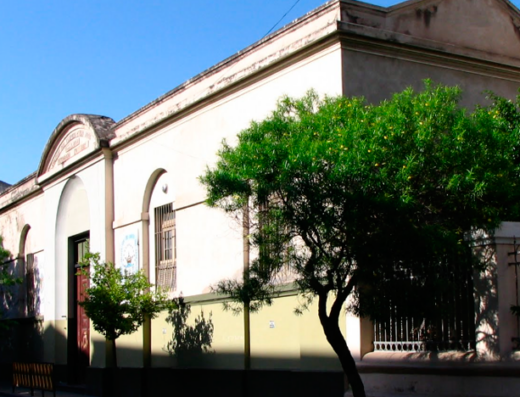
0 195 45 256
0 194 45 319
41 158 107 322
111 43 343 297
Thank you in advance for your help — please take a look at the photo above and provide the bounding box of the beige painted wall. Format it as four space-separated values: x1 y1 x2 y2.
250 293 345 371
342 49 520 107
149 293 345 371
151 301 244 369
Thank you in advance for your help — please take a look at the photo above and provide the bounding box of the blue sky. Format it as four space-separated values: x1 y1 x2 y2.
1 0 519 184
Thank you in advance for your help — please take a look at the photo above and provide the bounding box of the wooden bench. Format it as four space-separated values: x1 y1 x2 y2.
12 362 56 397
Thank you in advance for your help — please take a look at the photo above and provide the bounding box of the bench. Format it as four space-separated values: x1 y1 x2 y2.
12 362 56 397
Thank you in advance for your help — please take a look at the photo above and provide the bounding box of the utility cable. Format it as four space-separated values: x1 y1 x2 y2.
264 0 302 37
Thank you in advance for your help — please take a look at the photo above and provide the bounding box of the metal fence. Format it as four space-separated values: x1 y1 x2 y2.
373 263 475 352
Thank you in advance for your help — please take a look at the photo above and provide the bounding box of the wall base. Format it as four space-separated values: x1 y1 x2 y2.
84 367 345 397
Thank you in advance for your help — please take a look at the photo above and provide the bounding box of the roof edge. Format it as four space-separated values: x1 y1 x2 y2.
114 0 340 129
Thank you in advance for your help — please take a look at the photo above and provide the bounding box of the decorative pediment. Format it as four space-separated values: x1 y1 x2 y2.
38 114 115 180
47 124 95 171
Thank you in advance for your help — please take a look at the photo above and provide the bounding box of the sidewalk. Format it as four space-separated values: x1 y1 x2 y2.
0 380 96 397
0 379 436 397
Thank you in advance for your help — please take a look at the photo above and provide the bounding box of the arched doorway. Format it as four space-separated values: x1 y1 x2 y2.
55 176 90 384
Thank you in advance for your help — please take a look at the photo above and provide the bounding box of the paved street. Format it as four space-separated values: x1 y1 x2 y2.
0 379 443 397
0 380 95 397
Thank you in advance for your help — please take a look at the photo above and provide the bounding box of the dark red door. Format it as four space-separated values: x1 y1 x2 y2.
74 237 89 383
77 267 90 370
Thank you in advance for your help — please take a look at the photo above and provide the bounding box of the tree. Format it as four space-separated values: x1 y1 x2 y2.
78 251 171 367
0 236 22 332
200 81 520 397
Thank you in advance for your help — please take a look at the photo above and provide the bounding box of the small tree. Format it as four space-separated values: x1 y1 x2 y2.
200 81 520 397
78 251 170 367
0 236 22 332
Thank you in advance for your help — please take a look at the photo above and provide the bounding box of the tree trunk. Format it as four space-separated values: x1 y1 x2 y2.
106 338 120 397
318 294 366 397
112 338 118 368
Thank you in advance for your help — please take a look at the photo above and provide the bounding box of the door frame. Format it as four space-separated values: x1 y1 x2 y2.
67 231 90 384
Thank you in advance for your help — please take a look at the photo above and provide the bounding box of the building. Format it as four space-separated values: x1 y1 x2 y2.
1 0 520 396
0 181 10 194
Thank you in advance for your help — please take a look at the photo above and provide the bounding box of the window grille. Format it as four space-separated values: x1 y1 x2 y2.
154 203 176 291
373 263 475 352
257 200 292 279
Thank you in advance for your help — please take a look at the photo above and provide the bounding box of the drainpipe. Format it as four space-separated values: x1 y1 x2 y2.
102 144 116 368
101 144 115 263
243 202 251 371
242 202 251 397
141 211 152 369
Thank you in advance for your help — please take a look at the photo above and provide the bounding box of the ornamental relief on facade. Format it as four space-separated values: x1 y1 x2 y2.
47 126 95 173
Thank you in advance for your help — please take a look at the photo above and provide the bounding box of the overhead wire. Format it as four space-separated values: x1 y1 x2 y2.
209 0 304 91
264 0 302 37
138 0 306 141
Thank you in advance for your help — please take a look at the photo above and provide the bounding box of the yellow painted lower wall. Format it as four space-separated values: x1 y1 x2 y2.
250 294 344 371
115 327 144 367
151 301 245 369
54 319 68 365
90 327 106 367
0 293 346 374
148 293 345 371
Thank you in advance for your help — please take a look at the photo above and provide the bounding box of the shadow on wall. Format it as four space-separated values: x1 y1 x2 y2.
0 297 338 372
0 315 46 366
0 258 22 320
25 254 43 318
0 319 344 397
0 254 42 321
163 297 214 367
0 253 44 366
473 240 499 357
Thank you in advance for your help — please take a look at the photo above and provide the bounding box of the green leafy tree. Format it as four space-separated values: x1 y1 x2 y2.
78 251 170 367
0 236 22 332
200 81 520 397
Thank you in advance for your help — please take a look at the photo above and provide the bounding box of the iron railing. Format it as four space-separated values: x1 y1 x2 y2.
373 262 475 352
154 203 176 291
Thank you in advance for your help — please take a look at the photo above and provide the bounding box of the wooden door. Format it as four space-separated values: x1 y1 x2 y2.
74 237 89 383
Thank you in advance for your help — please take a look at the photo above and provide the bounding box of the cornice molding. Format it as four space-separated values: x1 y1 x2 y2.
338 28 520 82
110 31 343 154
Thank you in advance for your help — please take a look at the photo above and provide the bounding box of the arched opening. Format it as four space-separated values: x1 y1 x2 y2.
15 224 45 363
141 169 174 368
16 224 31 318
141 168 167 282
146 172 175 293
55 176 91 384
18 224 36 318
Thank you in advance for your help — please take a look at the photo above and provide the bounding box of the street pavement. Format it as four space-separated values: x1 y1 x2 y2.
0 379 443 397
0 381 439 397
0 380 95 397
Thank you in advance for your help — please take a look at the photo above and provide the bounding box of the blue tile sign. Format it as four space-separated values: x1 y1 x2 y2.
121 233 139 274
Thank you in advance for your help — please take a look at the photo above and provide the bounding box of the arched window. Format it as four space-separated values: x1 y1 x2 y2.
145 171 176 292
154 202 176 291
19 224 38 317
